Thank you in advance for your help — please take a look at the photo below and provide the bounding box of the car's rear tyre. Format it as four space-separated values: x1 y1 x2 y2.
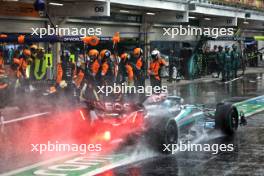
215 103 239 136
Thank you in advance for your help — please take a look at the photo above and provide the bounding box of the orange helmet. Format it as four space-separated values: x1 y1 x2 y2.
100 49 111 60
120 53 129 62
88 49 99 57
23 49 31 56
133 48 143 56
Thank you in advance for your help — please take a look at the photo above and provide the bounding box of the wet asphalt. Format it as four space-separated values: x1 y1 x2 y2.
99 73 264 176
0 72 263 175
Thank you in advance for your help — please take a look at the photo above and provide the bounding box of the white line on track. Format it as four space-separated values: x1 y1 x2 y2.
82 161 129 176
1 112 50 125
0 154 77 176
224 77 243 84
0 153 146 176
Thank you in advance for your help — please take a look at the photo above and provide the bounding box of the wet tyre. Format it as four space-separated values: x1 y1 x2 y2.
149 118 178 154
215 103 239 136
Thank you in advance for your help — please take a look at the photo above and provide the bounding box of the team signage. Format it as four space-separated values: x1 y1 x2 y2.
48 1 110 17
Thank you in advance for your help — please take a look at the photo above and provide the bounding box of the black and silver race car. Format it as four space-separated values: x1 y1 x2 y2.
80 94 264 153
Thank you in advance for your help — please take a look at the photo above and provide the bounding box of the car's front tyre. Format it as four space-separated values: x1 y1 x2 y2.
215 103 239 136
148 118 178 154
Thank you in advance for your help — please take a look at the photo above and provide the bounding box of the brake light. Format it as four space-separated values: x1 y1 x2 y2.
103 131 111 141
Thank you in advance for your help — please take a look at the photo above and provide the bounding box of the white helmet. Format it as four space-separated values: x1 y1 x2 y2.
59 80 68 88
151 49 160 59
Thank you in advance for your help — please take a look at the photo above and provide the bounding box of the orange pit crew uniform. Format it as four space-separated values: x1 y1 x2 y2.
99 49 114 86
119 53 134 85
12 49 31 79
0 52 5 74
133 48 145 87
148 56 167 88
85 49 100 87
0 53 8 89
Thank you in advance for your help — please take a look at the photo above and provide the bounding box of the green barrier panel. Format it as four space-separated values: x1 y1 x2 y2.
254 36 264 41
34 58 47 80
69 54 75 63
234 95 264 117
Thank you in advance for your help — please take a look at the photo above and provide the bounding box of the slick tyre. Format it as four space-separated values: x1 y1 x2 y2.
215 103 239 136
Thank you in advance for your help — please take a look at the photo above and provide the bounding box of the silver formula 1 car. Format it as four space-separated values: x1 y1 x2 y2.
144 94 264 152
